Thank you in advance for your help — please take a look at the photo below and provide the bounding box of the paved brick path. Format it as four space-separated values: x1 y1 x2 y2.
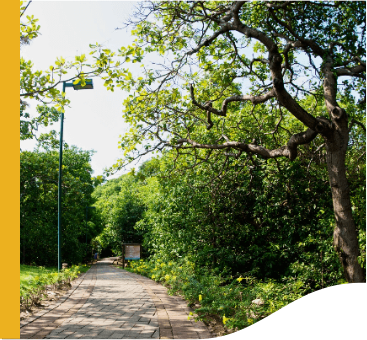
20 258 211 339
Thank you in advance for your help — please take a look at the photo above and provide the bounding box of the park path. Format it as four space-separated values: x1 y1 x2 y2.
20 258 211 339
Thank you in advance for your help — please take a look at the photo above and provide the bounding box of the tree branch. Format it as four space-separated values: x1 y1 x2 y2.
187 24 231 56
335 65 366 78
190 84 275 118
175 127 318 161
20 1 32 18
349 118 367 134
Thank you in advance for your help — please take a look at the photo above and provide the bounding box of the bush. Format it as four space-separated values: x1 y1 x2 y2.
20 264 89 309
125 257 308 331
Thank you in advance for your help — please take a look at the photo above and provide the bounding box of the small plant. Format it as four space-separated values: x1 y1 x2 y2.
20 264 89 310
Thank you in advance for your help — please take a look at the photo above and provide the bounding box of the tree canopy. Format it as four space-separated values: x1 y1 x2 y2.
20 147 101 265
92 173 145 255
101 1 365 282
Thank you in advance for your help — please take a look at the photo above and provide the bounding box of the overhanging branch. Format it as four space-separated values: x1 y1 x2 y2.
175 127 318 161
190 84 275 118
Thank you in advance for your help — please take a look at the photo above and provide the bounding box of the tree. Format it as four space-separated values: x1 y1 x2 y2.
20 147 100 265
92 174 146 255
104 1 365 282
136 154 344 289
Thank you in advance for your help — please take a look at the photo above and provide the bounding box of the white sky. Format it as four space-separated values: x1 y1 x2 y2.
20 0 142 179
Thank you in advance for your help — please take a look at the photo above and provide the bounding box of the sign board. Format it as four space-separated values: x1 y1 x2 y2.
122 243 141 268
124 245 140 260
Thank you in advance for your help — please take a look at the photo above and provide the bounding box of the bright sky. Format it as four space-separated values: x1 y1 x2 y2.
19 0 316 180
20 0 142 179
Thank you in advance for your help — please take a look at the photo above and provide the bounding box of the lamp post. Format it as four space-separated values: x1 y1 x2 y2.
58 79 94 273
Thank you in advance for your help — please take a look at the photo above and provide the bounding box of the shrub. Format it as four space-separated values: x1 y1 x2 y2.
125 257 308 332
20 264 88 309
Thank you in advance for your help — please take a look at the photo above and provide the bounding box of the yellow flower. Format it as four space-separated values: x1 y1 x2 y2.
199 294 202 302
223 315 230 325
247 318 254 325
151 274 156 279
165 274 170 281
236 277 244 283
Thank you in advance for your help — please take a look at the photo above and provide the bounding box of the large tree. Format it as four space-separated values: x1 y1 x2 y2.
103 1 365 282
20 147 100 265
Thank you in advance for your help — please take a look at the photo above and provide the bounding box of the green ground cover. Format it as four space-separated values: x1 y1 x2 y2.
124 258 309 332
20 265 57 287
20 264 90 309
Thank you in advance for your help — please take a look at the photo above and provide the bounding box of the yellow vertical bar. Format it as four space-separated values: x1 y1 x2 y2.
1 1 19 338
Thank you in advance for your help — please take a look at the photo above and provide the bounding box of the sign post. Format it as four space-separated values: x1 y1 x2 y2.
122 243 141 268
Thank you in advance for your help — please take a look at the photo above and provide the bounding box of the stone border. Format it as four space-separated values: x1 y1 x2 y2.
20 265 97 339
111 265 212 339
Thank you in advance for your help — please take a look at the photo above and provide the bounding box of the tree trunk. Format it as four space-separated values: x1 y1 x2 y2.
325 119 365 283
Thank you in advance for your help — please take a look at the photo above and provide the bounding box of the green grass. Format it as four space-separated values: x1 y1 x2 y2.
20 264 90 287
20 265 57 287
20 264 91 308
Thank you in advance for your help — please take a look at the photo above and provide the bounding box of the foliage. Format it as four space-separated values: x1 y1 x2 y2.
100 0 366 282
125 257 308 331
100 1 365 171
20 264 90 309
133 154 349 290
20 146 101 266
92 173 146 255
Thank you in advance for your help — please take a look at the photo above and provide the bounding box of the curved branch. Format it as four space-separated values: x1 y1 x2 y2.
175 127 318 161
268 6 325 56
20 71 101 98
335 65 366 78
190 84 275 118
221 89 275 113
349 118 367 134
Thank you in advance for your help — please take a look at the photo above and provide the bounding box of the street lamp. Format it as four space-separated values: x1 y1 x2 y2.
58 79 94 273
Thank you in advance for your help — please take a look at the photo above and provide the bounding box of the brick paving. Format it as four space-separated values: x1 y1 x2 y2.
125 272 210 339
20 258 212 339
